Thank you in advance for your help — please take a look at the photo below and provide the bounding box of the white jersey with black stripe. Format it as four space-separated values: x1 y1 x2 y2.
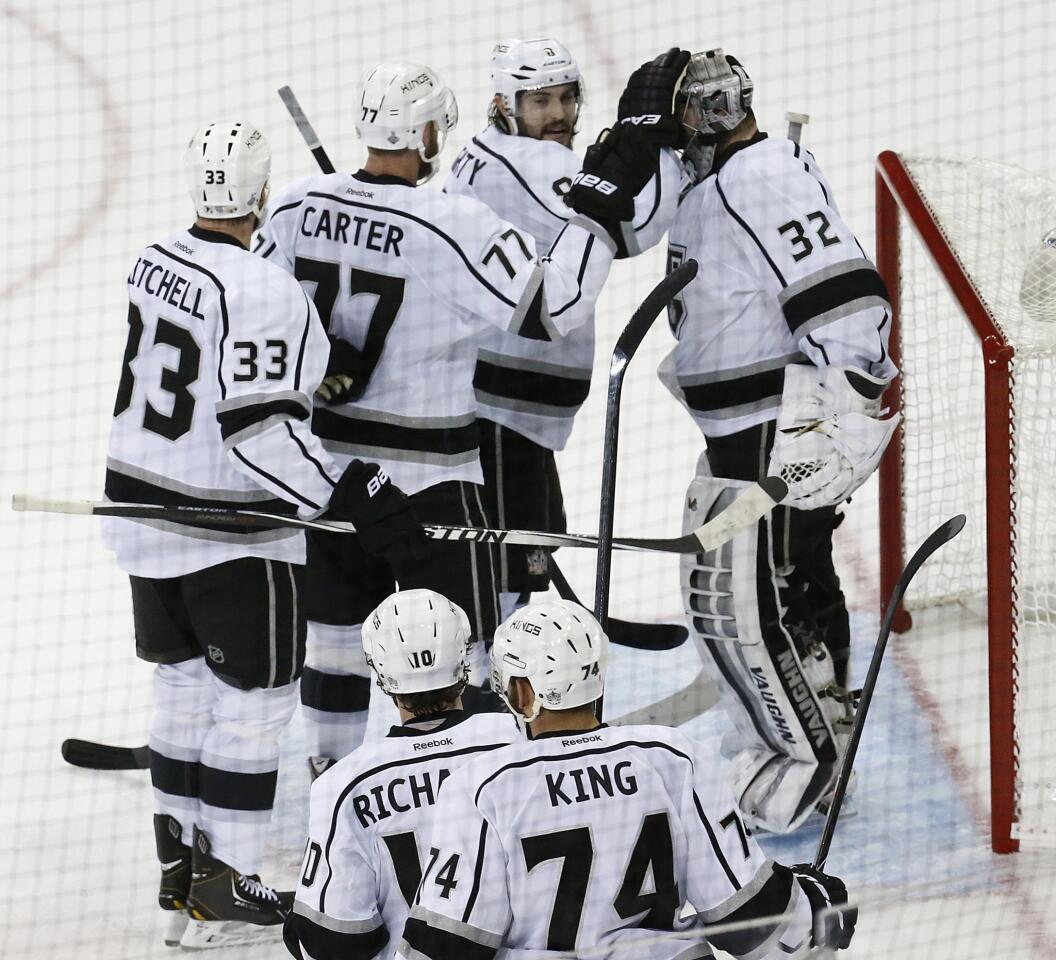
444 125 590 450
655 135 897 439
256 171 613 493
399 723 815 960
287 711 518 960
101 225 340 578
444 125 681 450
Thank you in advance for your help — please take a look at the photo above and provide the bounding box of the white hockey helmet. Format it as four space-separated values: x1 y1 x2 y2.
362 589 472 695
354 62 458 183
491 598 608 724
489 37 583 135
677 49 754 182
184 121 270 221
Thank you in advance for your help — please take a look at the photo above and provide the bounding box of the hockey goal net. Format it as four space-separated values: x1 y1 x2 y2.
876 151 1056 854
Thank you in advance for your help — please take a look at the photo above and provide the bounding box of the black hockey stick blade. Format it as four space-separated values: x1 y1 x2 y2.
549 558 687 650
277 86 337 174
813 513 966 870
61 738 149 771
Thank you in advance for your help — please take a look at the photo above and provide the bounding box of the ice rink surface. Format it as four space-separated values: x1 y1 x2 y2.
2 0 1055 956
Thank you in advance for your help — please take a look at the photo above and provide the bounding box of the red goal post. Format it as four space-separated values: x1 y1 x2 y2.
875 151 1056 855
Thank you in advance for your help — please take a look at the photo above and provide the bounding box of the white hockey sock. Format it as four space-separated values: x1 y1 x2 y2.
197 678 298 875
300 620 372 761
149 658 215 844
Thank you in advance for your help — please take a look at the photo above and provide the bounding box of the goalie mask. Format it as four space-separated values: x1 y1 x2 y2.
491 598 607 726
355 62 458 184
362 589 472 695
677 49 754 183
488 37 583 141
185 121 271 222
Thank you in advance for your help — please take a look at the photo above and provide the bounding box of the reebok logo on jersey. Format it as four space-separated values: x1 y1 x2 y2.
173 241 194 255
560 734 602 747
545 760 638 806
345 187 375 199
412 737 453 751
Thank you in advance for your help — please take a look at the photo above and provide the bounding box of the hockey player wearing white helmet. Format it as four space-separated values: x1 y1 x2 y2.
397 599 858 959
282 590 516 960
257 61 659 772
103 120 422 950
611 49 899 833
447 39 674 619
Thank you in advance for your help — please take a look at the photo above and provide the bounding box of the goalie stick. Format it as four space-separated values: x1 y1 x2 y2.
12 488 786 557
813 513 966 870
61 738 148 770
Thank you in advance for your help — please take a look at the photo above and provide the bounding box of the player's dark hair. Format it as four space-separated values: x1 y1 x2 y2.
394 681 465 717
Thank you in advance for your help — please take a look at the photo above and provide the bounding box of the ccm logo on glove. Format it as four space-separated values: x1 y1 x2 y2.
571 172 618 195
366 468 390 498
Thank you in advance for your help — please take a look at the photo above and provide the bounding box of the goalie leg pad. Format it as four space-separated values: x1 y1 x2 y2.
682 473 840 832
150 657 217 843
198 677 299 875
301 620 372 762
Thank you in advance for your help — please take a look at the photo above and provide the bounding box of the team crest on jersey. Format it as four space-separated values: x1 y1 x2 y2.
526 548 549 577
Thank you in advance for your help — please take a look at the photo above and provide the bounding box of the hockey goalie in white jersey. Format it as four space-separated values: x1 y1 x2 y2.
613 49 900 834
283 590 516 960
396 599 857 959
256 60 660 770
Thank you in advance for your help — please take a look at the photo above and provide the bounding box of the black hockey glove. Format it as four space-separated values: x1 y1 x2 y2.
317 334 368 404
791 864 858 950
565 124 658 234
327 460 427 574
617 48 692 147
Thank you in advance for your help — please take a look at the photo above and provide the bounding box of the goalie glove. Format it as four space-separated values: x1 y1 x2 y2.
768 365 900 510
565 124 658 252
790 864 857 950
616 47 692 147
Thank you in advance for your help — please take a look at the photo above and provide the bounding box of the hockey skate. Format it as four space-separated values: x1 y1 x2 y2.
153 814 191 947
181 826 292 950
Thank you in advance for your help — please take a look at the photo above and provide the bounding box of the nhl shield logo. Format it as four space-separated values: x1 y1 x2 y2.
207 645 225 664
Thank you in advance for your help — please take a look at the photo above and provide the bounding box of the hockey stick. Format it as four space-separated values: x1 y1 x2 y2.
610 668 719 726
61 738 149 770
594 259 700 632
549 558 687 650
12 490 785 557
813 513 966 870
277 86 337 175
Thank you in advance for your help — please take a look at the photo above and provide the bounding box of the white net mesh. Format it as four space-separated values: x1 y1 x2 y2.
895 156 1056 845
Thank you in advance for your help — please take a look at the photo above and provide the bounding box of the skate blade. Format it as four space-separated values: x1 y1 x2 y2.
179 918 283 950
164 910 190 947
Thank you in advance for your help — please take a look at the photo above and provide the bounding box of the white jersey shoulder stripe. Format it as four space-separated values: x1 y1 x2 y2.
469 135 571 224
713 175 787 287
317 742 508 913
471 736 694 805
274 190 520 309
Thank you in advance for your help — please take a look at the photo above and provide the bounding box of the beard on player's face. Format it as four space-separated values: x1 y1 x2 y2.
515 83 578 147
